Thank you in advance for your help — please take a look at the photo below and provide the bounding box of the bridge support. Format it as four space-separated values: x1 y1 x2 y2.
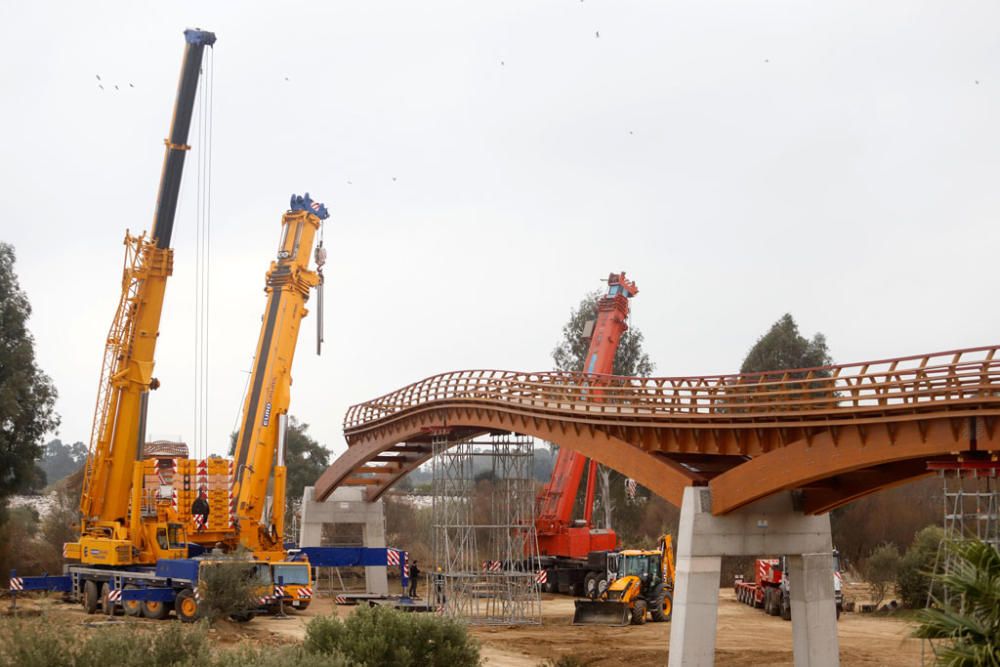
668 487 838 667
300 486 389 596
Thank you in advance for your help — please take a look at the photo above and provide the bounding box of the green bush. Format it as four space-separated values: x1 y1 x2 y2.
0 617 209 667
863 542 901 607
209 645 355 667
914 539 1000 665
305 604 481 667
898 525 944 608
198 558 264 622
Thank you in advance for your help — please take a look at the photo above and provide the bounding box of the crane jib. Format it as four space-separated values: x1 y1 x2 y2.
234 290 282 487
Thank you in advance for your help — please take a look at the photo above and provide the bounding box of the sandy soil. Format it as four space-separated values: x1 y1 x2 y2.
8 588 921 666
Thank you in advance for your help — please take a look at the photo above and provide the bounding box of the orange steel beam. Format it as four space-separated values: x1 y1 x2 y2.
316 346 1000 513
709 416 1000 514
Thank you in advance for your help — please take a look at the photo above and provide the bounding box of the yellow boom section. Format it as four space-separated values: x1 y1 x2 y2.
230 202 323 559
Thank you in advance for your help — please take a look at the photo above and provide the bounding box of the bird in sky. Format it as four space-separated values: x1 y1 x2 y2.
595 30 600 38
114 85 119 90
347 180 353 185
392 177 397 182
98 84 104 90
764 59 770 63
284 76 290 82
501 60 505 66
975 80 980 85
129 83 134 88
96 74 101 81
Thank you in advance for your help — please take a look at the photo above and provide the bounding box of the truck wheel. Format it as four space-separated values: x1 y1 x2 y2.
763 588 773 615
650 589 672 622
630 599 647 625
175 589 199 623
122 584 142 617
142 598 170 620
780 594 791 621
99 582 115 616
83 580 99 614
584 572 600 599
295 600 311 611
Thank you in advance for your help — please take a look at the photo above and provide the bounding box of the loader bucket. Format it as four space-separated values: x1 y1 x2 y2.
572 599 630 626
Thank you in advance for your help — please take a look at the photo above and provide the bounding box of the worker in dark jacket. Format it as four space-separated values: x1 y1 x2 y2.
408 560 421 598
191 491 210 531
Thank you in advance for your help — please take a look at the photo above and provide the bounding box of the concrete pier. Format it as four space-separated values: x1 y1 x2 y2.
667 487 838 667
299 486 389 596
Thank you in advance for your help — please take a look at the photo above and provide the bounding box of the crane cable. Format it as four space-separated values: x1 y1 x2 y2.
192 48 215 462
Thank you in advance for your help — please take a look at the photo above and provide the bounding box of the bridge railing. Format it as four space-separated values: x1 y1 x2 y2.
344 346 1000 430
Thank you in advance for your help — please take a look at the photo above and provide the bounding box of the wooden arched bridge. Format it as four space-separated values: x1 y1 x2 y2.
315 345 1000 515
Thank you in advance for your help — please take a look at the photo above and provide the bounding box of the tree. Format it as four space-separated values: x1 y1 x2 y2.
0 243 59 505
551 288 655 534
898 525 945 609
864 543 901 607
38 438 88 485
552 290 654 378
914 539 1000 665
740 313 831 374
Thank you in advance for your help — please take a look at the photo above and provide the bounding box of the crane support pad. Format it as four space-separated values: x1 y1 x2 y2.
10 574 72 592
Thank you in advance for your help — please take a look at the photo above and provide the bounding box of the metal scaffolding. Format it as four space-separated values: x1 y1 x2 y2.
922 462 1000 664
431 432 542 625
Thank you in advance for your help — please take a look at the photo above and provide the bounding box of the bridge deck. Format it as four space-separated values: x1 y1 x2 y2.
318 345 1000 514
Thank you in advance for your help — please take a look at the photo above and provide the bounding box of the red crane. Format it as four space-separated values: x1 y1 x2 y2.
536 272 638 560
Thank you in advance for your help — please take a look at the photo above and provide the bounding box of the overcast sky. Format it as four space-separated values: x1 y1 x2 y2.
2 1 998 461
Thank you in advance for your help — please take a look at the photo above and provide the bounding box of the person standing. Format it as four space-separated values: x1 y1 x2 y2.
408 560 421 598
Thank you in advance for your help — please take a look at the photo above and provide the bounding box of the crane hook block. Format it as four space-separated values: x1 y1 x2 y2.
184 29 217 47
289 193 330 220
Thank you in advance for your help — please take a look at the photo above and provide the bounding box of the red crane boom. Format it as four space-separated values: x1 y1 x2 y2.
535 272 638 559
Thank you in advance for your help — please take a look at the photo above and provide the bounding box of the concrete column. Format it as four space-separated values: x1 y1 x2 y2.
788 553 839 667
299 486 389 596
666 487 838 667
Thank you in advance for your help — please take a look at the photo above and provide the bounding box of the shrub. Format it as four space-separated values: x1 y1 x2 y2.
305 604 481 667
898 525 944 609
209 645 355 667
913 539 1000 664
0 617 209 667
198 557 264 622
863 543 901 607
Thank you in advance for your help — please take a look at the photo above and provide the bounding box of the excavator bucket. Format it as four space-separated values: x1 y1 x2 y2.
572 599 630 626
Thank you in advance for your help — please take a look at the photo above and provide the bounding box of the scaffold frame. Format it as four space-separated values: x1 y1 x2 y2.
431 432 542 625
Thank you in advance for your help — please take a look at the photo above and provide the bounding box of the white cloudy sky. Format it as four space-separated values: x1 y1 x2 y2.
2 1 997 461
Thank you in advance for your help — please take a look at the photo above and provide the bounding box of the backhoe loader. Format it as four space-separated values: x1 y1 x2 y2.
573 535 675 626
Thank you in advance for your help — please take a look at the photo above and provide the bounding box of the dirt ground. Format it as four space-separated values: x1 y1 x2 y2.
8 587 922 666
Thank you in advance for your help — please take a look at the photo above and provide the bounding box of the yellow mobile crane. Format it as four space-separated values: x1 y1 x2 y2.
185 194 329 610
66 28 217 568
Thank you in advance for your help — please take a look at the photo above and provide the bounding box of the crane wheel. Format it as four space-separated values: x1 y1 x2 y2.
780 594 791 621
99 582 115 616
83 580 99 614
630 599 647 625
122 585 142 617
175 589 199 623
142 598 170 620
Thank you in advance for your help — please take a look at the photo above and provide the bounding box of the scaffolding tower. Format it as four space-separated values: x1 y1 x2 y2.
922 461 1000 664
431 432 542 625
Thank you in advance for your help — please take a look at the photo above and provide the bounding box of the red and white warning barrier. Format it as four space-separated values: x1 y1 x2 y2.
274 586 286 598
9 577 23 591
299 586 313 599
535 570 548 585
387 549 401 566
107 589 122 603
335 595 347 605
481 560 502 572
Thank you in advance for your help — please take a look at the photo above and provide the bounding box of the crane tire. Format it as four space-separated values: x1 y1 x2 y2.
99 582 115 616
780 594 791 621
122 584 142 617
142 597 170 620
83 580 99 614
175 589 199 623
